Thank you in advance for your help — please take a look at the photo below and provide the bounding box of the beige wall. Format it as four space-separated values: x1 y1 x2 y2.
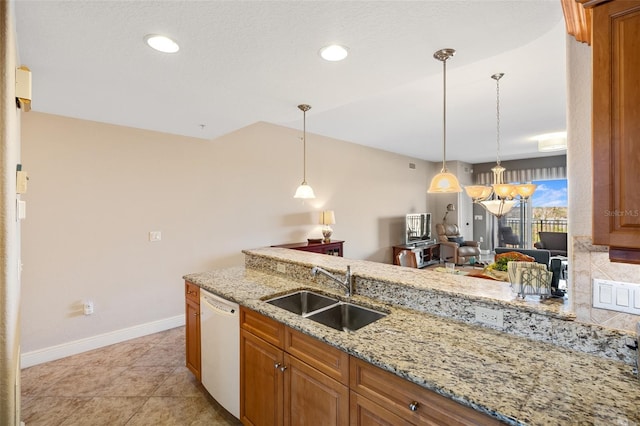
1 1 22 424
567 36 640 332
20 112 434 353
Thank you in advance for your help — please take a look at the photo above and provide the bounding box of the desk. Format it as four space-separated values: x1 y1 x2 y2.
272 240 344 257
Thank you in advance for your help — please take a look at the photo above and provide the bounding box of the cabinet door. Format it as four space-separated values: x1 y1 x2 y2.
185 297 201 380
350 391 414 426
592 1 640 262
241 329 284 426
284 353 349 426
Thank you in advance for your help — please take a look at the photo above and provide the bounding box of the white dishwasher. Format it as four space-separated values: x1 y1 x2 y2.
200 288 240 419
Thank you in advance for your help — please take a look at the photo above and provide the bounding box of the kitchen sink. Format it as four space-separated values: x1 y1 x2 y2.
265 290 387 331
306 302 386 332
265 290 338 315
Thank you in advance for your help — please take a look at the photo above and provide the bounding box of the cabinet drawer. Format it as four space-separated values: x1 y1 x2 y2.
285 327 349 385
240 307 285 348
185 281 200 304
350 357 501 426
350 391 413 426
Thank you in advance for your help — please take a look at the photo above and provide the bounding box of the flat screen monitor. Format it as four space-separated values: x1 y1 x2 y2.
405 213 432 245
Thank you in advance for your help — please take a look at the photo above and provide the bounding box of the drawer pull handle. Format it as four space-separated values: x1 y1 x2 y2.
409 401 419 411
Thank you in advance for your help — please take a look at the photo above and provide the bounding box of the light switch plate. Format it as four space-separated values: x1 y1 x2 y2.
593 278 640 315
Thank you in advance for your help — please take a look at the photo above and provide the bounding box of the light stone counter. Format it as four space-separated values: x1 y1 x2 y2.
184 252 640 426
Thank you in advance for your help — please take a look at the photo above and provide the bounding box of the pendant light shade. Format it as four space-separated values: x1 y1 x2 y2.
428 48 462 194
294 183 315 199
428 171 462 193
293 104 315 199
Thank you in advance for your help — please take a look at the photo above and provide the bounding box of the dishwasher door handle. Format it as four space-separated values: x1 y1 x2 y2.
202 297 238 316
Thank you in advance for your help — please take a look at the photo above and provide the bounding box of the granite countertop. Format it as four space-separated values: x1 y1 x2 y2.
184 266 640 426
244 247 576 320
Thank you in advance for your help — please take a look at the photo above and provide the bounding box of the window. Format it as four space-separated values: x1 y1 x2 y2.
531 178 568 240
499 178 567 248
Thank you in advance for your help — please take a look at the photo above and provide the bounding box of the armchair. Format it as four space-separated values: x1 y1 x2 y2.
436 223 480 265
498 226 520 247
534 232 567 257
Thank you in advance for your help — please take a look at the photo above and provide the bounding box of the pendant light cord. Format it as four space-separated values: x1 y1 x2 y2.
496 75 500 166
297 104 311 184
492 73 504 166
302 107 307 183
442 57 447 173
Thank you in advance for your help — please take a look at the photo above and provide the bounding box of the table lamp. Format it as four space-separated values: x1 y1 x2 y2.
320 210 336 243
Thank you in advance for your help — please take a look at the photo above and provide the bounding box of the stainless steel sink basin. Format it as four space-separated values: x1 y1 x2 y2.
306 302 386 332
265 290 338 315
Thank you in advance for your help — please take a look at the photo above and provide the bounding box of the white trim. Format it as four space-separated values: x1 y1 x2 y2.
20 315 185 368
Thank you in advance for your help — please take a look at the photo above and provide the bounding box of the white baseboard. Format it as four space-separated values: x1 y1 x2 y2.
21 315 185 369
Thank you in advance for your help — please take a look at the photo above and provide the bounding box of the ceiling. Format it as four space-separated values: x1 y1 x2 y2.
13 0 567 164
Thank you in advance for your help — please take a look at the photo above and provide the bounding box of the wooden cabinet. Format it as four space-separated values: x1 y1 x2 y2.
349 357 501 426
240 307 349 426
590 0 640 263
241 329 283 425
272 240 344 257
392 243 439 268
185 281 201 380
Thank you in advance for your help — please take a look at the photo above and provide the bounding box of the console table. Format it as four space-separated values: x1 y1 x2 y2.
272 240 344 257
393 243 440 268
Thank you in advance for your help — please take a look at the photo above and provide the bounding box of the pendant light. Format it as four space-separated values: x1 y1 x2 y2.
293 104 315 199
464 73 536 218
428 49 462 193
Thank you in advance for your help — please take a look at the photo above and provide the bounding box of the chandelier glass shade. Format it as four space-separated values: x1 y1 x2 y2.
293 104 315 199
464 73 536 218
428 48 462 194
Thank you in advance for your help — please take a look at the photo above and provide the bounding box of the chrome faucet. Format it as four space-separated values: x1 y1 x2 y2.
311 265 353 297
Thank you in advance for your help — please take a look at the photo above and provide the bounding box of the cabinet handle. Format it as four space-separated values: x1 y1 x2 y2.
274 363 281 369
187 290 194 294
193 312 199 316
408 401 419 411
280 365 287 372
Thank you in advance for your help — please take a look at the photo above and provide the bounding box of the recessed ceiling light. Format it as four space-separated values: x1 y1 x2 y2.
319 45 349 62
144 34 179 53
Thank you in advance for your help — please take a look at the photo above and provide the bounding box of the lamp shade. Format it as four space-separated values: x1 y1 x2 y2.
492 183 516 199
428 171 462 193
294 183 315 199
320 210 335 225
480 199 517 218
464 185 493 201
516 183 537 199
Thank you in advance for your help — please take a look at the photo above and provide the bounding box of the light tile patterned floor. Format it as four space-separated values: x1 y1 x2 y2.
21 327 241 426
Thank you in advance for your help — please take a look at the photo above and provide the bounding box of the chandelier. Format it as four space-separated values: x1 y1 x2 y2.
464 73 536 218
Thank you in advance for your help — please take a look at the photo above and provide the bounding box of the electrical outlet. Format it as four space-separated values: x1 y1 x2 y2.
83 301 94 315
475 306 503 327
276 263 286 273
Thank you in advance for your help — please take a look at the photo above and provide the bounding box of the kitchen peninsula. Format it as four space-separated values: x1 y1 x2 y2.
184 247 639 425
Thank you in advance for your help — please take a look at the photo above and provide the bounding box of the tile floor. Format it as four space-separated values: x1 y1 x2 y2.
21 326 241 426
